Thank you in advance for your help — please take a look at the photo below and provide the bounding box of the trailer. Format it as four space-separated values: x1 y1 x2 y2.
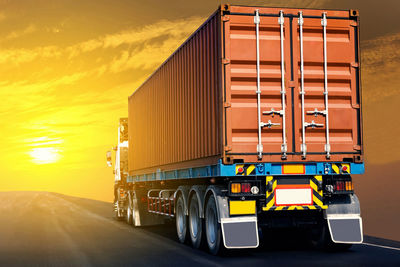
108 5 364 254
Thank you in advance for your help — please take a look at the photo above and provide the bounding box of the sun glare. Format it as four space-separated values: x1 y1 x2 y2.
29 147 61 164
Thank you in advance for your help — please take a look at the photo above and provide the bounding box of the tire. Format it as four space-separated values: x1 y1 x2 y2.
189 193 203 249
126 193 133 225
310 220 352 252
175 195 187 243
205 194 223 255
114 201 124 221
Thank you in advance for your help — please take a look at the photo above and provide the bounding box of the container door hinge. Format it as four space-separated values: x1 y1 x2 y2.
222 58 230 65
351 62 359 68
224 146 232 152
224 102 231 108
222 16 230 22
350 21 358 27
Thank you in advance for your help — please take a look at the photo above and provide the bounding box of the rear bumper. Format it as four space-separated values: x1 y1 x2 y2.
221 162 364 176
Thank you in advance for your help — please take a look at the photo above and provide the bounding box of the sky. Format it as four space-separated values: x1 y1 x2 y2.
0 0 399 202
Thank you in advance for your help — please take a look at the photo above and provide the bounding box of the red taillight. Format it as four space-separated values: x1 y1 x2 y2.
335 181 344 191
241 183 251 193
342 165 348 172
238 167 244 173
334 180 353 192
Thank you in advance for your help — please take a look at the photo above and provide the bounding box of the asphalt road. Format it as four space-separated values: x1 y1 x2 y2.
0 192 399 267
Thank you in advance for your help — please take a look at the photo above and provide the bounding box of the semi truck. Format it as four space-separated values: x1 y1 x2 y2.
107 5 364 254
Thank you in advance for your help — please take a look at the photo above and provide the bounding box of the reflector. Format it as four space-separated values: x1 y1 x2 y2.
231 183 241 193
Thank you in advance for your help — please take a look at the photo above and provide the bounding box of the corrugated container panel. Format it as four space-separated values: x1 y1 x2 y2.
129 12 222 174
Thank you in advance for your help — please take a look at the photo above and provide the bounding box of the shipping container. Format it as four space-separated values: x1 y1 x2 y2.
128 5 363 175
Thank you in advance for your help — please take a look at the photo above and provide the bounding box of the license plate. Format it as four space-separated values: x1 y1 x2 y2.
275 187 312 206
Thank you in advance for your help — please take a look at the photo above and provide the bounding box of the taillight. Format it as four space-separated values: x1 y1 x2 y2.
334 180 353 193
241 183 251 193
230 181 260 195
346 181 353 191
231 183 241 193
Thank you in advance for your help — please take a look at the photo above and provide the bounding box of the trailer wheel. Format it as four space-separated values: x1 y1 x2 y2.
205 194 222 255
189 193 203 248
126 193 133 225
175 195 187 243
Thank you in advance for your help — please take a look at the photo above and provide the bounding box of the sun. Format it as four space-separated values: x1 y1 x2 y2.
29 147 61 164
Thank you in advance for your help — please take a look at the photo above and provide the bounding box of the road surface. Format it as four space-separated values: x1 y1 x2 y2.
0 192 399 267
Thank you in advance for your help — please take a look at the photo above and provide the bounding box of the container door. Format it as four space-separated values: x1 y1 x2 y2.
293 13 362 160
224 12 293 162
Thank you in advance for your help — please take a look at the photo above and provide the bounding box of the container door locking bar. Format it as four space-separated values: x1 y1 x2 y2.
298 12 307 158
254 10 263 159
255 10 287 159
278 10 287 159
301 12 331 159
322 12 331 159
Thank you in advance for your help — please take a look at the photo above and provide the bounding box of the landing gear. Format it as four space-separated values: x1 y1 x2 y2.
205 194 223 255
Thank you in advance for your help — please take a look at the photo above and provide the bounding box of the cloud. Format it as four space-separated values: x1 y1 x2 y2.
4 24 37 41
0 45 61 65
65 16 204 59
0 15 204 73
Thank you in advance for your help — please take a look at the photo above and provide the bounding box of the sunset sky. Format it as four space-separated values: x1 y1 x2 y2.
1 0 399 202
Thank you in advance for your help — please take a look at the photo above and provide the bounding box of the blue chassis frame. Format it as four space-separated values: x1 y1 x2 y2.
127 160 365 183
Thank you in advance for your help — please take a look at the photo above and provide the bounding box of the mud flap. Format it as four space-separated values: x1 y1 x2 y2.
325 194 363 244
327 215 363 243
221 216 259 249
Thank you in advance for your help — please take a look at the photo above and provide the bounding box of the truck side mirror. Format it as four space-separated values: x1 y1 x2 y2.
106 151 112 167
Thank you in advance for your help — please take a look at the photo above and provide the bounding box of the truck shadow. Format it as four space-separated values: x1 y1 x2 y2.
137 221 356 257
